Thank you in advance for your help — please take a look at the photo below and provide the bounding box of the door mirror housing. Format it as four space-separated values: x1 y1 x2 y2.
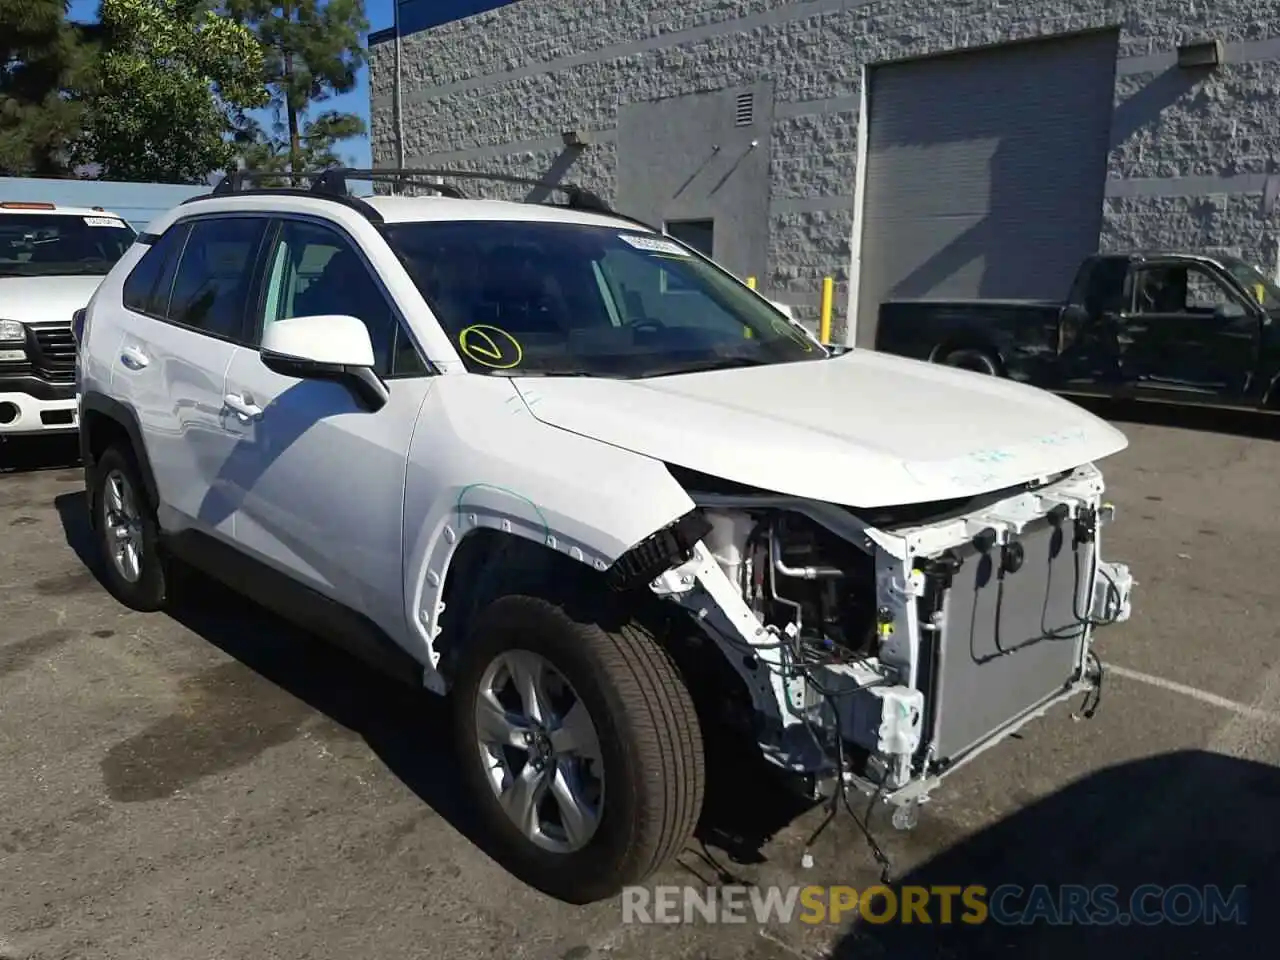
1214 301 1248 321
259 314 389 412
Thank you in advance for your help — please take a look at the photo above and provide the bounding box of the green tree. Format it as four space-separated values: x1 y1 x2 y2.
234 106 364 177
74 0 269 182
0 0 96 176
225 0 368 175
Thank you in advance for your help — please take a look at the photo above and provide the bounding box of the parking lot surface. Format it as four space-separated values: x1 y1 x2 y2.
2 407 1278 959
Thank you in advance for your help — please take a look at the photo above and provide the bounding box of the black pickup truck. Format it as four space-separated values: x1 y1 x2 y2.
875 251 1280 411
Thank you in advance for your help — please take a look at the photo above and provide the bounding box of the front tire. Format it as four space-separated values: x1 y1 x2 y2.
451 593 706 904
89 443 169 612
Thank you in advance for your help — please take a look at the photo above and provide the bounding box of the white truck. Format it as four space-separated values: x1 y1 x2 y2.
0 200 136 439
75 169 1135 904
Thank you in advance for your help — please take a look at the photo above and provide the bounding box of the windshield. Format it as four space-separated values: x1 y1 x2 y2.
382 219 826 378
0 212 137 277
1220 256 1280 311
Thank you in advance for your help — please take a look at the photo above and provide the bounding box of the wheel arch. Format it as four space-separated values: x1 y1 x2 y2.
79 391 159 527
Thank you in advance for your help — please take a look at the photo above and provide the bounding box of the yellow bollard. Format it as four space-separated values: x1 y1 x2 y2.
745 276 757 336
819 276 834 345
746 276 757 289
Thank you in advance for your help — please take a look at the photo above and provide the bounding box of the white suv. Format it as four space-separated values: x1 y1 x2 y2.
0 201 136 437
76 170 1135 903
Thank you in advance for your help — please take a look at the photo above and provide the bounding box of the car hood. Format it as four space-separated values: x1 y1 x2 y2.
0 275 105 324
511 350 1129 509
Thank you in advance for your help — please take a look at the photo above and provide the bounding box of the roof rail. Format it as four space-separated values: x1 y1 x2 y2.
318 167 614 215
186 176 387 223
185 166 658 231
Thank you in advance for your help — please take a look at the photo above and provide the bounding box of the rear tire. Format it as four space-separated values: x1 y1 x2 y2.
450 592 706 904
940 347 1000 376
88 443 169 612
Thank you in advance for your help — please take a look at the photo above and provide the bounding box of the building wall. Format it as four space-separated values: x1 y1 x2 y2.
369 0 1280 340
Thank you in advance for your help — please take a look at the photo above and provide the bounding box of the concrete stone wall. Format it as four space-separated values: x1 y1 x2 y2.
370 0 1280 339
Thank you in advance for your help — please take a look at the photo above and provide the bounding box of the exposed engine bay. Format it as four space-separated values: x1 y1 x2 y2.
647 462 1135 832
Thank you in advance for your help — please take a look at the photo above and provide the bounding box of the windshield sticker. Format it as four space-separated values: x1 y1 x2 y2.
83 216 126 228
619 234 691 257
458 324 523 369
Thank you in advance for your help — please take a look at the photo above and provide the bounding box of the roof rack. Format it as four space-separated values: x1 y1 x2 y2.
188 167 627 224
313 168 615 215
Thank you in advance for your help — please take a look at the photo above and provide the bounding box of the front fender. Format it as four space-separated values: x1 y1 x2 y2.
401 376 696 685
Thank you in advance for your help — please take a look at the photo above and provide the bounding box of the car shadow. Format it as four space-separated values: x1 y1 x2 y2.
52 489 814 879
832 749 1277 959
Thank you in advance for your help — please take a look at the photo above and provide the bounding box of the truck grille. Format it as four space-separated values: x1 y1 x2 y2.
26 321 77 383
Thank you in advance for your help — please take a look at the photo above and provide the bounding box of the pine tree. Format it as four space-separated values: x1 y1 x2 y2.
224 0 368 176
0 0 95 176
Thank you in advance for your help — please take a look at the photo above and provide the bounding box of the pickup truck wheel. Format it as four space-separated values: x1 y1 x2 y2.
451 593 706 904
89 444 169 612
940 347 1000 375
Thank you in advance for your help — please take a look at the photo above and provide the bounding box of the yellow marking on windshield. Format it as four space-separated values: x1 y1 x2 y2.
458 324 523 369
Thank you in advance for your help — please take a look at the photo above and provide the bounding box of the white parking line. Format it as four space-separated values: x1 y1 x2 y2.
1209 659 1280 760
1106 663 1280 726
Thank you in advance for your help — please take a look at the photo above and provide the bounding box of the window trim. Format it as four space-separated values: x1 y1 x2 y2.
252 212 436 379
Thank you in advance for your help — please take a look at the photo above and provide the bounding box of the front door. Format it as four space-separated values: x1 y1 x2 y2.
219 216 433 634
1118 261 1261 403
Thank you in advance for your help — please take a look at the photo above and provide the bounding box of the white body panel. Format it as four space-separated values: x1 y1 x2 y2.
402 375 696 671
513 349 1128 508
111 313 240 536
219 348 429 639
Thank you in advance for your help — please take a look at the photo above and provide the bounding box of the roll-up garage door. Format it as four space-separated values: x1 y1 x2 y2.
855 29 1120 347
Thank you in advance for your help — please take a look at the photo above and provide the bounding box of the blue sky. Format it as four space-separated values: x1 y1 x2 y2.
68 0 393 167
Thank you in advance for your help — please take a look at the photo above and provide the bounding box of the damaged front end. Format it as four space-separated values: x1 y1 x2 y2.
618 462 1135 831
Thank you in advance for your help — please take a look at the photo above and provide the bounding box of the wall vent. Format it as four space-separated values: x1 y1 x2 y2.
734 91 755 127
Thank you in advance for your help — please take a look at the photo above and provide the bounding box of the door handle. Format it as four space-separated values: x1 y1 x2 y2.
119 345 150 370
223 393 263 422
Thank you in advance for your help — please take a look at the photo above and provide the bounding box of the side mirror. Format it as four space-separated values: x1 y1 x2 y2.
259 314 389 412
1215 301 1247 321
769 300 794 320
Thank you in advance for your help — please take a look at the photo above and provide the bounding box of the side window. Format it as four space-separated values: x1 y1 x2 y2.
258 219 424 377
121 224 190 317
1133 264 1245 317
1185 267 1241 314
168 217 267 340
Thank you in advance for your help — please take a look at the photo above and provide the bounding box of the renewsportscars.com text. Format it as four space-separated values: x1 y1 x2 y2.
621 883 1249 927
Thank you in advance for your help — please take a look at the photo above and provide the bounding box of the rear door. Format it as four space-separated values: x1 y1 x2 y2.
219 215 434 629
114 214 269 535
1118 260 1261 402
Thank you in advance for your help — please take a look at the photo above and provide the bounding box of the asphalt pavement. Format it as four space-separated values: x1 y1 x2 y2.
1 402 1278 959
